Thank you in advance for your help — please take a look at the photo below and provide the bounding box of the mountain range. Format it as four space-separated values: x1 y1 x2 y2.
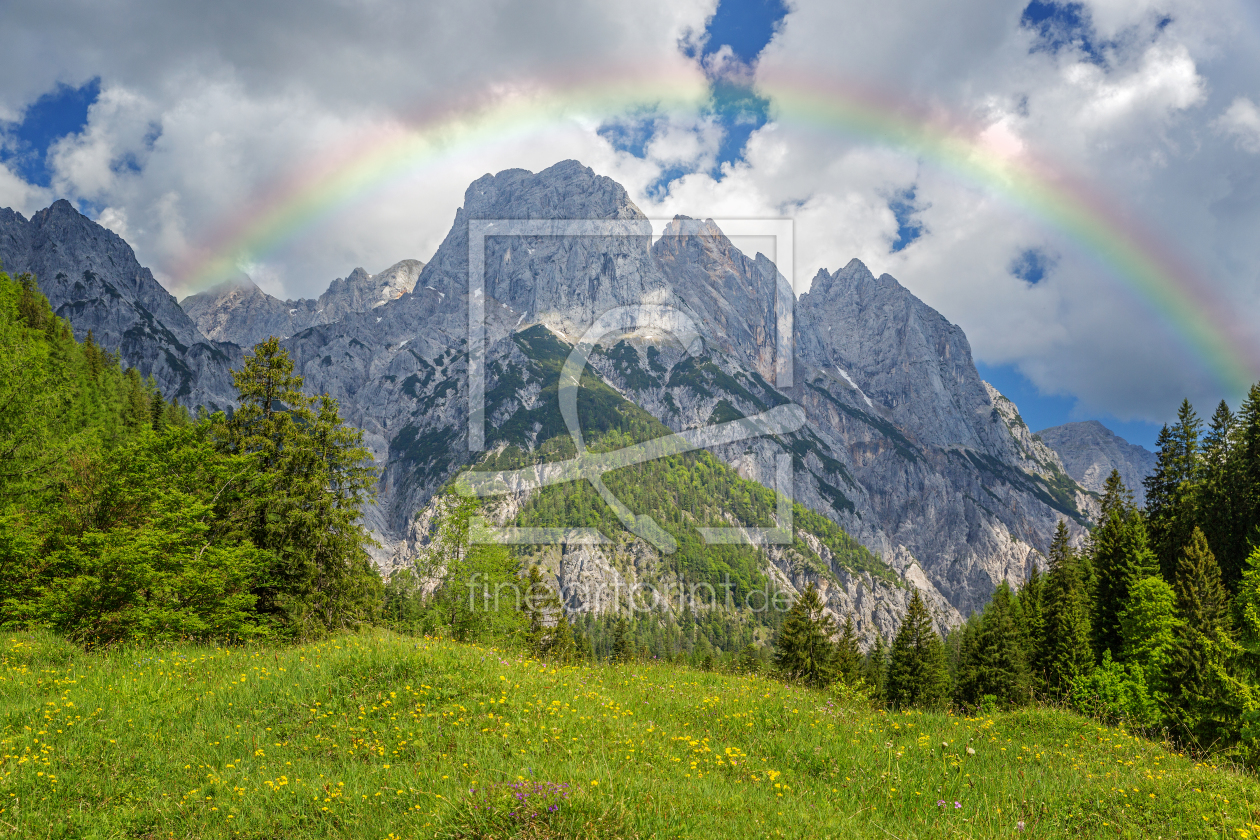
0 160 1159 641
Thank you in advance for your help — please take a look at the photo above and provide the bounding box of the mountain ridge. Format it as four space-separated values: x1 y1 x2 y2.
0 160 1144 642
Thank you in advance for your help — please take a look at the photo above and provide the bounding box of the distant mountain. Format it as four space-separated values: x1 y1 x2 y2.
0 162 1102 643
1037 420 1157 506
181 259 424 348
0 200 238 409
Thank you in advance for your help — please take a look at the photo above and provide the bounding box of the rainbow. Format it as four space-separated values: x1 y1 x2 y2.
172 66 1260 394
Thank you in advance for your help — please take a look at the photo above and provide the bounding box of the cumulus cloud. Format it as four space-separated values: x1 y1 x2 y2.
1 0 1259 425
1214 97 1260 153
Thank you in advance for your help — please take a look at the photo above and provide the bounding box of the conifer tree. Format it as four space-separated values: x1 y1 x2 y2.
1042 520 1093 696
1234 385 1260 582
863 634 889 702
834 614 863 685
1199 401 1241 585
886 589 951 709
952 613 982 707
611 617 635 663
1145 401 1203 581
974 582 1031 708
1017 564 1047 695
1118 574 1180 699
1169 526 1233 745
214 338 382 635
773 583 838 688
738 643 763 674
1090 472 1158 657
522 565 574 661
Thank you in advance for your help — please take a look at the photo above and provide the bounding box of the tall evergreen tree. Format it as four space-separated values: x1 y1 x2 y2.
952 613 983 707
214 338 381 635
886 589 951 709
1090 472 1159 657
1145 400 1203 581
1199 401 1242 586
1234 385 1260 581
773 583 837 688
1042 520 1093 696
834 614 863 686
974 582 1031 708
611 617 635 663
1169 527 1234 745
1017 564 1048 696
863 634 889 703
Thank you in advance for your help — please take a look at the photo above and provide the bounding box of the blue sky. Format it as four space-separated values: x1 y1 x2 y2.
0 78 98 189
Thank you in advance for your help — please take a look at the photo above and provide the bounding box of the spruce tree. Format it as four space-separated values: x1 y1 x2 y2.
1017 564 1047 695
886 589 951 709
952 613 982 707
1118 574 1180 699
1234 385 1260 583
1145 401 1203 582
1169 526 1233 745
1090 472 1158 658
975 582 1031 708
214 338 381 635
863 634 889 702
834 614 863 686
1199 401 1241 586
738 643 763 674
1042 520 1093 696
611 617 635 663
773 583 838 688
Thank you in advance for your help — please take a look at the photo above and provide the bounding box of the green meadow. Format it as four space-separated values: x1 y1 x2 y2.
3 629 1258 840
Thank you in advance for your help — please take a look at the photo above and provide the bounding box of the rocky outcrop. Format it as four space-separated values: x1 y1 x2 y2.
181 259 423 348
0 200 238 410
1037 420 1157 506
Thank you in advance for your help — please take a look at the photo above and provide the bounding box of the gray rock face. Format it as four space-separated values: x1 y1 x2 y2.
0 200 238 409
181 259 424 348
0 160 1102 639
1037 420 1157 506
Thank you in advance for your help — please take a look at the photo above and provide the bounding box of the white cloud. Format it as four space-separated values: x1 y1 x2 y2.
2 0 1260 426
1214 96 1260 153
0 162 51 216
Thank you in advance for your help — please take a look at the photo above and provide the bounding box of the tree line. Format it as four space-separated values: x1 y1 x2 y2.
768 389 1260 767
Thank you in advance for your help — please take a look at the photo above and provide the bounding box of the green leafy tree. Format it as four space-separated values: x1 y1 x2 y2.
886 589 951 709
1 425 270 643
773 583 837 688
423 490 523 643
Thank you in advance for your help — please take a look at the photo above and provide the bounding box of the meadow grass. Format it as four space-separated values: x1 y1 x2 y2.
2 628 1258 839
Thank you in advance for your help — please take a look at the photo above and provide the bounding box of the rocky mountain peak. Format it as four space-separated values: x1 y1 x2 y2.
0 199 239 409
1037 420 1157 505
180 258 425 349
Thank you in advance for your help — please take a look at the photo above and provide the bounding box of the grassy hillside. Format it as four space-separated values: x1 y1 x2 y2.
4 629 1259 839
